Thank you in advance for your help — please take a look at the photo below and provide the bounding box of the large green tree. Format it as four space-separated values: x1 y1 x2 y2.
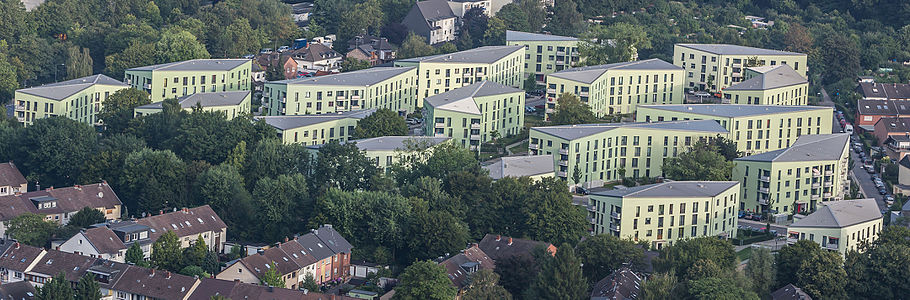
688 276 759 300
260 261 286 287
525 244 587 300
462 269 512 300
313 141 381 192
68 207 106 228
243 138 312 187
548 0 585 36
548 93 597 126
151 230 182 271
65 46 93 80
796 251 847 299
819 32 860 85
395 260 457 300
5 213 58 247
494 253 539 300
398 33 435 59
522 177 588 246
580 23 651 65
75 273 102 300
98 88 151 134
195 164 255 240
352 108 407 139
122 148 187 213
36 272 73 300
406 208 470 261
18 117 98 187
775 240 819 289
338 0 383 41
654 237 736 279
745 247 775 296
662 140 734 181
126 243 149 267
217 18 264 58
641 272 677 300
576 235 644 283
252 174 310 242
154 28 210 64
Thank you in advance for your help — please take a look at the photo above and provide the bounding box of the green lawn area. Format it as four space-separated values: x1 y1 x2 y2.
736 247 753 261
509 141 528 154
524 114 546 128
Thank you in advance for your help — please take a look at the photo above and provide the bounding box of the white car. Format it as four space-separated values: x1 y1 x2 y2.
694 91 711 97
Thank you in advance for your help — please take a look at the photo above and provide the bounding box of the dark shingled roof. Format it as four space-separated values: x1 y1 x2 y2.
6 182 122 219
28 250 97 282
857 99 901 116
858 82 910 100
0 162 26 188
81 227 128 254
477 234 554 261
188 278 355 300
440 245 494 289
311 225 353 255
0 280 36 300
771 283 813 300
0 243 43 272
136 205 226 242
590 266 643 300
111 265 197 300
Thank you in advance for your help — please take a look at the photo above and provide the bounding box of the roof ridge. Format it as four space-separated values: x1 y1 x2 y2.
626 182 670 197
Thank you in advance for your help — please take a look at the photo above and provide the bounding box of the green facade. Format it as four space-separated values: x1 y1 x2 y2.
13 74 130 126
505 30 580 84
423 81 525 150
124 59 252 102
673 44 807 93
264 67 418 116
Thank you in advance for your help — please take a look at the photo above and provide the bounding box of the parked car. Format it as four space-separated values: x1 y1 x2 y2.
738 211 745 218
260 48 273 54
277 46 290 52
743 213 754 220
879 188 888 195
576 186 589 195
242 54 255 59
694 91 711 97
405 118 418 125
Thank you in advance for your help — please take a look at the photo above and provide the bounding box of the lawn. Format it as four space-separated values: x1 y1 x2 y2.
509 141 529 154
736 247 753 262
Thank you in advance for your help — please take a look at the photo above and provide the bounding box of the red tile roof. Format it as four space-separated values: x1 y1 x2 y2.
440 245 494 289
0 163 26 188
0 182 121 221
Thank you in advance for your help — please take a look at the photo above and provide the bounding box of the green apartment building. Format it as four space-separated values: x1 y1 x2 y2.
529 120 729 186
635 104 833 155
673 44 807 92
308 136 451 172
254 109 375 145
722 65 809 105
733 134 850 215
590 181 740 250
263 67 418 116
395 45 524 107
124 59 252 102
13 74 130 126
505 30 579 84
545 59 684 118
424 81 525 150
787 199 882 257
134 91 251 119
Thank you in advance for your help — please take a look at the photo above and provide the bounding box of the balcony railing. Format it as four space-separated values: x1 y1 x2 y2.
824 182 833 187
823 192 832 198
824 243 839 251
556 51 566 56
469 134 481 140
758 198 770 205
812 183 820 188
435 122 446 128
16 116 25 122
759 187 770 193
529 143 539 150
546 88 556 94
787 238 798 244
609 223 620 232
579 91 589 97
811 194 820 200
825 170 834 176
143 83 151 89
759 176 770 182
470 123 481 129
351 95 361 100
611 212 621 219
557 171 567 177
558 148 569 155
558 160 568 167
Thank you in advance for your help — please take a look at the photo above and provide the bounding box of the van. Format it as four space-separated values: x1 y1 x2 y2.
844 124 854 135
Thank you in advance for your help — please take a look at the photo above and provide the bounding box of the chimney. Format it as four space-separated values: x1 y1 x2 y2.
284 237 289 243
257 249 265 255
496 235 501 241
150 269 155 276
166 271 171 279
508 237 513 245
14 242 19 249
183 207 188 213
159 210 163 215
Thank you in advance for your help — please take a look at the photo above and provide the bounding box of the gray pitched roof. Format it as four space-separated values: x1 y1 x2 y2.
771 284 812 300
856 99 906 116
351 136 450 151
506 30 578 42
531 120 728 140
676 44 805 56
127 59 249 72
425 81 522 114
736 134 849 163
591 181 739 198
416 0 457 22
16 74 128 100
725 65 807 91
136 91 250 110
789 199 881 228
0 162 26 188
397 45 524 64
255 109 375 130
273 67 415 86
548 59 681 84
638 104 830 118
483 155 555 180
858 82 910 100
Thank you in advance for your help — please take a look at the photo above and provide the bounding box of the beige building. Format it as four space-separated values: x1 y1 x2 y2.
424 81 525 150
674 44 807 92
590 181 740 250
133 90 251 119
255 109 375 145
787 199 882 256
13 74 130 126
722 64 809 105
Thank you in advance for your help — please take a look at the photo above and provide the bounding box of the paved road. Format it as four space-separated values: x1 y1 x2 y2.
525 94 546 108
738 218 787 233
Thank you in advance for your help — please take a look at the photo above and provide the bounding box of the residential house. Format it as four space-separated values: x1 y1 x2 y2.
110 264 199 300
0 242 44 284
873 117 910 149
0 280 36 300
136 205 227 253
722 64 808 105
439 244 494 292
477 234 556 261
424 81 525 150
787 199 882 256
589 181 740 249
0 162 27 196
291 43 343 74
309 136 451 172
636 104 833 155
673 44 807 92
134 90 252 120
187 277 356 300
506 30 580 84
448 0 491 17
529 120 729 186
857 82 910 101
733 134 850 215
256 109 376 145
771 284 812 300
395 45 525 106
401 0 458 45
264 67 417 116
346 35 396 65
545 59 684 118
482 156 555 181
56 221 153 263
124 59 252 103
883 135 910 161
13 74 129 126
256 52 299 80
894 156 910 196
290 2 314 26
590 265 643 300
217 225 353 289
25 250 97 287
854 99 910 133
0 182 123 237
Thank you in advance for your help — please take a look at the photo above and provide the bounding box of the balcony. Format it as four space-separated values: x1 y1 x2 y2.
811 194 820 200
336 95 345 100
558 148 569 155
351 95 361 100
824 182 833 187
546 108 554 114
787 237 798 244
611 212 621 219
823 192 832 198
433 133 446 138
758 187 770 193
556 51 566 56
435 122 446 128
732 63 743 68
143 83 151 89
579 91 589 97
825 170 834 176
16 116 25 122
557 171 567 177
732 72 742 77
470 123 481 129
546 88 556 94
812 169 821 177
280 97 286 104
280 107 286 114
758 198 770 205
812 183 820 189
558 160 568 167
759 176 770 182
529 143 539 150
469 134 481 140
824 243 839 251
609 223 620 232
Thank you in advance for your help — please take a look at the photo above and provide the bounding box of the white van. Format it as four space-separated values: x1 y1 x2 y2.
844 124 854 135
